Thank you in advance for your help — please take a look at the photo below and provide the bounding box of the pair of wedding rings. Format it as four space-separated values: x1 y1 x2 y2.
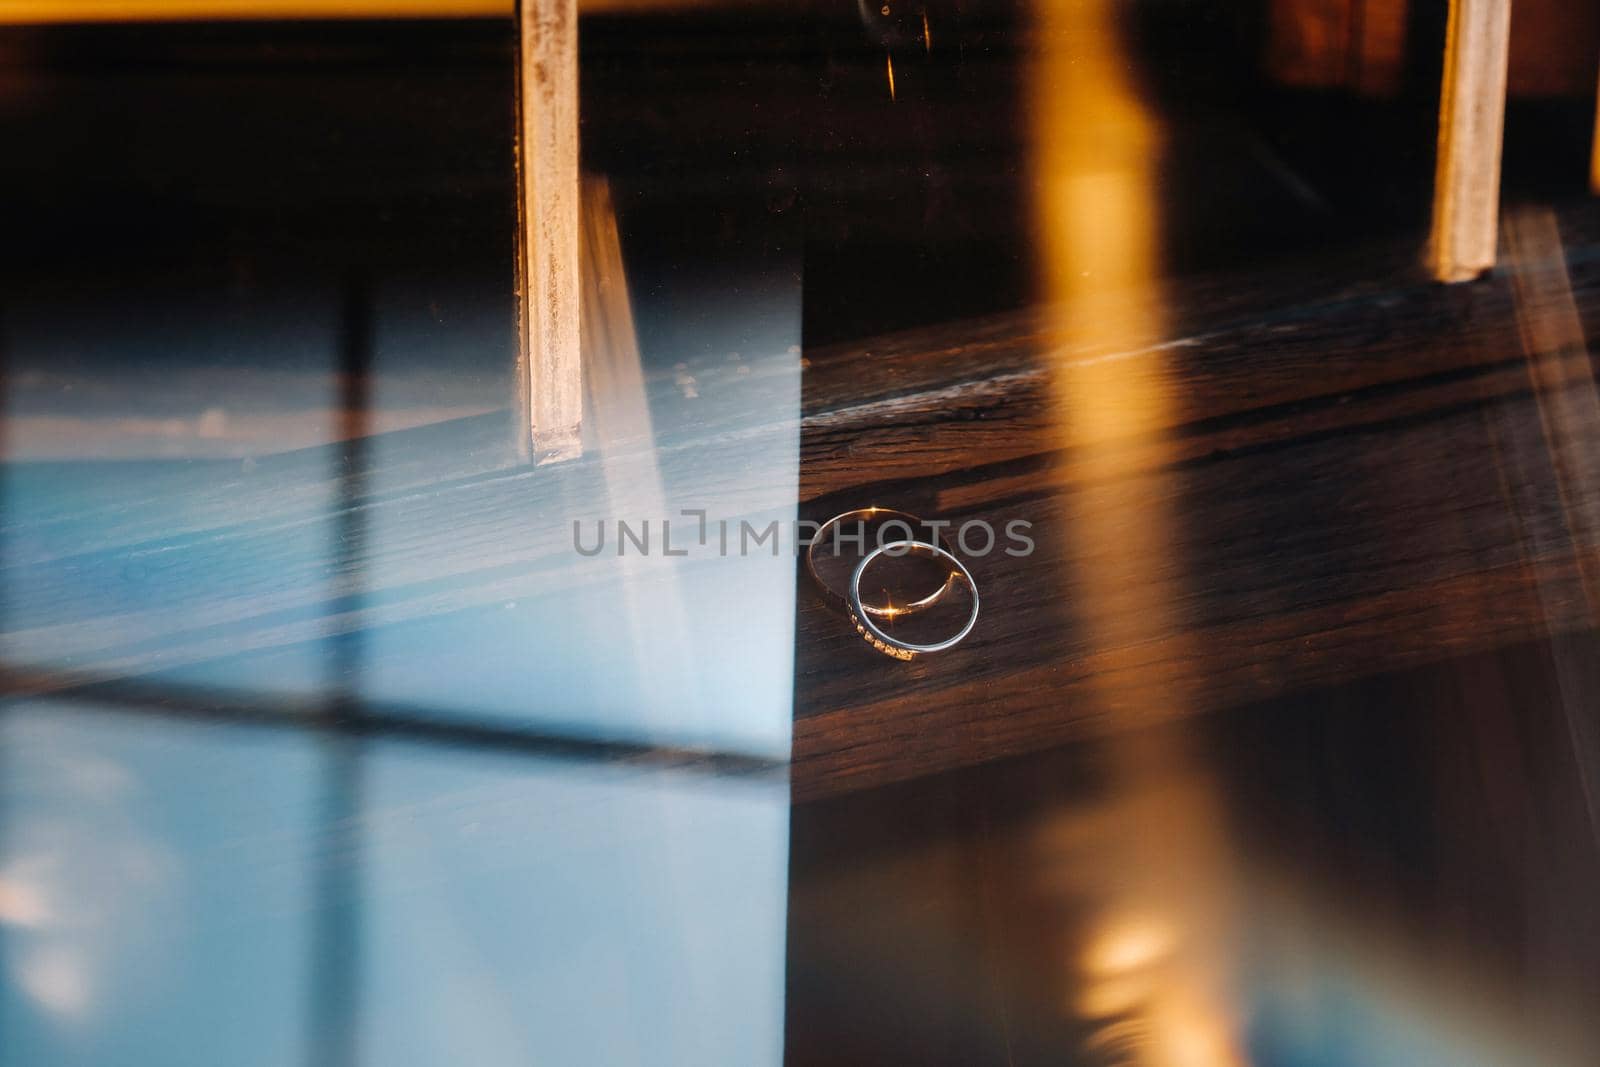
805 507 980 660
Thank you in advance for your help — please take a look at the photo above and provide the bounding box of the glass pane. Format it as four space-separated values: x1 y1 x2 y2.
0 702 319 1066
5 1 1600 1065
358 743 786 1066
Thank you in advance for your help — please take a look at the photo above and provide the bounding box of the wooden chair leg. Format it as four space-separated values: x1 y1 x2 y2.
517 0 582 461
1428 0 1512 283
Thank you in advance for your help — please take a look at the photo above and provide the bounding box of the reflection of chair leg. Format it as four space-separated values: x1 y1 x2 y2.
517 0 582 462
1428 0 1512 282
579 174 703 715
580 176 655 455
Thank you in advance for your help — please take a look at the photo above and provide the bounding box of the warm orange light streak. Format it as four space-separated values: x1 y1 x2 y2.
1035 0 1164 395
0 0 505 19
1031 1 1244 1062
0 0 744 22
1033 0 1177 734
1592 71 1600 194
886 53 897 102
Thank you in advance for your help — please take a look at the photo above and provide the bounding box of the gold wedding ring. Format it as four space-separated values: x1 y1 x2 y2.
806 508 956 618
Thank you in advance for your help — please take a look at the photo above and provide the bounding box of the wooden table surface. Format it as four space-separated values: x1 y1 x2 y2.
792 204 1600 799
6 203 1600 802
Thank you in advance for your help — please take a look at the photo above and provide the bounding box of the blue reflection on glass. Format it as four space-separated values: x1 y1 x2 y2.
0 702 318 1067
0 705 787 1067
358 265 801 761
357 743 788 1067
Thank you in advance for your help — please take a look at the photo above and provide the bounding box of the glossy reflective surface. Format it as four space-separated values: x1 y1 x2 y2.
790 633 1600 1065
4 7 1600 1067
0 702 786 1066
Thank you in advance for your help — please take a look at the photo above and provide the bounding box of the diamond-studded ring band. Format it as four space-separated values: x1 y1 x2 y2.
849 540 979 659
